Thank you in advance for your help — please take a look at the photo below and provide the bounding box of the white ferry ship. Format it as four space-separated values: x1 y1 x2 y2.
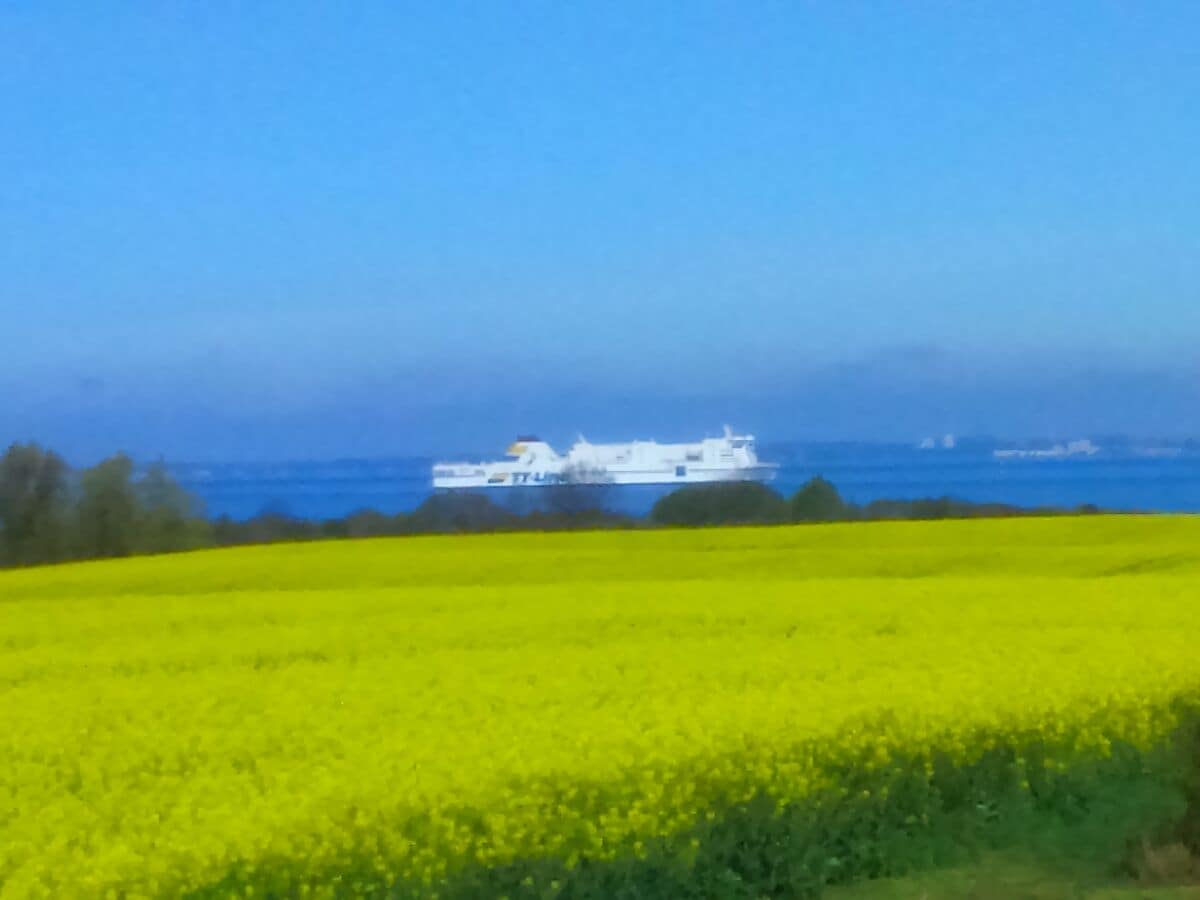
432 427 777 489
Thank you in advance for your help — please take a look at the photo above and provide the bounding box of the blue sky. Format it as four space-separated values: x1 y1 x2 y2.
3 3 1198 460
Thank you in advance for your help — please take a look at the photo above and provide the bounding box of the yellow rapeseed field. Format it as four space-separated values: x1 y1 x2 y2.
2 516 1200 897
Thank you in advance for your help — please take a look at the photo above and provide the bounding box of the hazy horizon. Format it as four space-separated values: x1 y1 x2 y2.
8 347 1198 464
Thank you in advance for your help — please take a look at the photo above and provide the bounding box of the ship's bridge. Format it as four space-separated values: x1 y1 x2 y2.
506 437 561 465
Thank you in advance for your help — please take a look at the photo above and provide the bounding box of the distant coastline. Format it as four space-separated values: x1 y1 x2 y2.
6 438 1200 569
3 438 1157 570
168 440 1200 522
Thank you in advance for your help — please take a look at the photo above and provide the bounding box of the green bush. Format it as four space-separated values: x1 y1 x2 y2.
791 476 850 522
650 482 789 526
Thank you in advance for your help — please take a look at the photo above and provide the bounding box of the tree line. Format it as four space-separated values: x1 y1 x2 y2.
0 442 1102 570
0 444 632 568
646 477 1101 526
0 443 211 568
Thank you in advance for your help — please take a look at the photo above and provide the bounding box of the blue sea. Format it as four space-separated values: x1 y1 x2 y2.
170 445 1200 522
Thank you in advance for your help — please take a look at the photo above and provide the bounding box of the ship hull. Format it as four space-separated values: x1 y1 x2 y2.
433 466 777 490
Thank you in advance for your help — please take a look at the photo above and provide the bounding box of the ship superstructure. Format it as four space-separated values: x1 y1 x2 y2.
432 427 776 489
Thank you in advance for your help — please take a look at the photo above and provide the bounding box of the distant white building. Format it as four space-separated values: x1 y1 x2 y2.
918 434 956 450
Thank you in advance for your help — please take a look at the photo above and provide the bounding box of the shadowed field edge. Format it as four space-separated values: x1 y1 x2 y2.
176 694 1200 900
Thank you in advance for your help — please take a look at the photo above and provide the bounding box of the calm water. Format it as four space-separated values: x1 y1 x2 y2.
170 445 1200 522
